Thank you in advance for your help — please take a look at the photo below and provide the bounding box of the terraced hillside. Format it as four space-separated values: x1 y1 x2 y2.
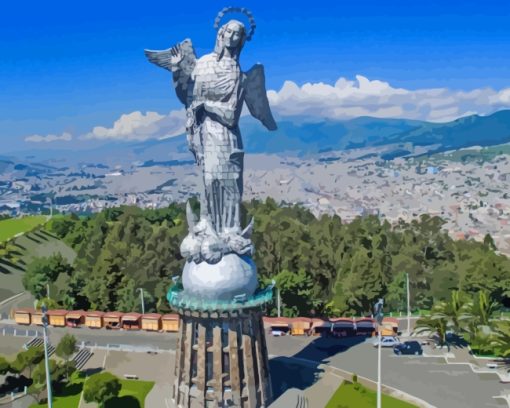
0 229 76 302
0 215 47 243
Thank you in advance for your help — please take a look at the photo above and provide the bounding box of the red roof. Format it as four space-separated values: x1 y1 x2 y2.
162 314 179 321
47 309 68 316
355 317 375 323
103 312 123 319
66 310 86 317
330 317 355 323
262 317 293 324
86 311 105 317
15 308 35 314
142 313 162 320
122 313 142 321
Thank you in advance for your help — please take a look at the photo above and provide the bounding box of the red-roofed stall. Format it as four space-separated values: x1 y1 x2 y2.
85 311 104 329
331 317 356 337
141 313 162 331
121 313 142 330
14 308 34 325
162 314 179 332
103 312 123 330
47 309 68 327
66 310 85 327
355 318 376 337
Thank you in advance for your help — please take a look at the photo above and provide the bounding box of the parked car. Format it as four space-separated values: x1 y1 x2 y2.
373 336 400 347
271 329 288 336
394 341 423 355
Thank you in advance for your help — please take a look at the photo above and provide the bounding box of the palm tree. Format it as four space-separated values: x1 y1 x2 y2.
491 320 510 358
415 292 470 350
415 307 449 349
461 291 498 351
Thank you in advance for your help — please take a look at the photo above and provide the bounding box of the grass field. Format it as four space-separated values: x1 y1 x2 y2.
0 228 76 302
105 380 155 408
0 216 47 243
29 372 85 408
29 375 154 408
326 381 418 408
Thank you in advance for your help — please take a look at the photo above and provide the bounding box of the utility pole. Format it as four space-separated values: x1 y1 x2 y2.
277 287 281 318
406 273 411 337
46 284 50 300
41 305 53 408
374 298 384 408
137 288 145 314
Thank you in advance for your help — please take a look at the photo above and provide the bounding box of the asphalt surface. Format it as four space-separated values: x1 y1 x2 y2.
1 314 508 408
0 292 33 320
267 335 509 408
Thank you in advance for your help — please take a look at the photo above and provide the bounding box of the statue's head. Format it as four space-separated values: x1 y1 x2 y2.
214 20 246 60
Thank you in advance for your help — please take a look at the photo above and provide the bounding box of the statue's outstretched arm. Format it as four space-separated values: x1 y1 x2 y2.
144 39 196 107
244 64 277 131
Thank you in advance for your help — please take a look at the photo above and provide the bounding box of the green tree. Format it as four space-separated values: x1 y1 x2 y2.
83 371 121 408
55 334 77 381
415 311 449 349
0 356 11 375
492 320 510 357
461 290 497 351
12 346 45 377
23 254 73 299
30 358 66 403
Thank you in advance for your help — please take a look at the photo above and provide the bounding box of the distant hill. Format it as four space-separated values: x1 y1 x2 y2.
6 110 510 166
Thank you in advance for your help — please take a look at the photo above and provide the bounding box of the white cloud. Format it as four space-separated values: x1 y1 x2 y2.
26 75 510 143
82 110 186 141
267 75 510 122
25 132 72 143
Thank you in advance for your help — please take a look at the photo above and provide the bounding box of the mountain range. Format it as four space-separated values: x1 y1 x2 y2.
4 110 510 169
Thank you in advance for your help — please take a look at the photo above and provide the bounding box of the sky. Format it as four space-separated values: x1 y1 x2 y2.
2 0 510 151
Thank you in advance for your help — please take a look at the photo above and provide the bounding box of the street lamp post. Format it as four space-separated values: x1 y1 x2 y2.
137 288 145 314
406 273 411 336
374 298 384 408
41 305 53 408
277 287 281 318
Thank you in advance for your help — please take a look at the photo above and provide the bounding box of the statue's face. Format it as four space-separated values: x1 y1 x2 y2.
223 22 244 49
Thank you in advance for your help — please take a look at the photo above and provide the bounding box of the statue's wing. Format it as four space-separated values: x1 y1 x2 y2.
145 39 196 106
244 64 277 131
144 38 196 76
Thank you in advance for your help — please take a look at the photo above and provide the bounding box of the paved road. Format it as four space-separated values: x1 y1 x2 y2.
2 321 508 408
0 292 33 320
267 335 509 408
0 322 178 350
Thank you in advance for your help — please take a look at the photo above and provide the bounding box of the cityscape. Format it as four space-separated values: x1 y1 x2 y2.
2 2 510 408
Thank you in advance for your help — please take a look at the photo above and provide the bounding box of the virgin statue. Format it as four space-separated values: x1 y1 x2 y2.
145 7 277 277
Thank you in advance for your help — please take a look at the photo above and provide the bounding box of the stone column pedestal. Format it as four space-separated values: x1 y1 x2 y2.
172 307 272 408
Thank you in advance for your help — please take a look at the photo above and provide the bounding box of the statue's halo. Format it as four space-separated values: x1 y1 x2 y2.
214 7 256 41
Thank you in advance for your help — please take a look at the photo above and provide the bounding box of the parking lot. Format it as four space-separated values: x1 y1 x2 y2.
1 321 509 408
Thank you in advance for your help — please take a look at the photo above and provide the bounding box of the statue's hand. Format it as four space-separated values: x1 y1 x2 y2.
169 43 184 65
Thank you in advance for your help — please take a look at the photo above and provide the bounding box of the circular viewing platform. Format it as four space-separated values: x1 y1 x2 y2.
167 283 274 314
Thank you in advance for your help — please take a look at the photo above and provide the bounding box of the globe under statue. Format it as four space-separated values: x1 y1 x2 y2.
145 7 277 407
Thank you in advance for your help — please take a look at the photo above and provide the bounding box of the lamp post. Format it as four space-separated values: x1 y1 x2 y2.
41 305 53 408
137 288 145 314
406 273 411 336
277 286 281 318
374 298 384 408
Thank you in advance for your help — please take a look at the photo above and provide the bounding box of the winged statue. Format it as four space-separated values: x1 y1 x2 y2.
145 9 277 264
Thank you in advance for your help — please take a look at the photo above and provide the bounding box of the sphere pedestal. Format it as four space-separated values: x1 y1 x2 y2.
171 306 272 408
182 254 258 301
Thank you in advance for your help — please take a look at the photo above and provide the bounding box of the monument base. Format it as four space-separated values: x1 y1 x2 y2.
172 307 272 408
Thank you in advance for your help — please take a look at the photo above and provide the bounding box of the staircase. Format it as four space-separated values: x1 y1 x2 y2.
25 337 55 356
73 348 93 370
